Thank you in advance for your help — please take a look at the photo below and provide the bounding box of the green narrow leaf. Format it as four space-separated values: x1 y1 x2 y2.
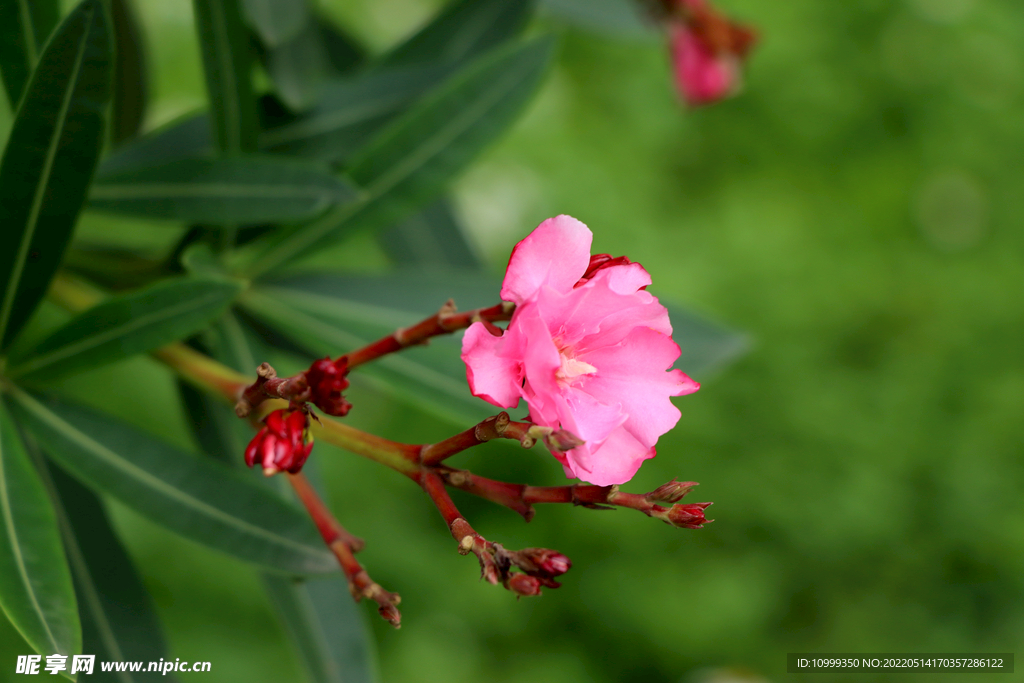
8 276 244 381
240 0 308 47
264 19 333 111
378 197 480 268
9 389 337 575
192 0 258 153
0 0 60 107
109 0 148 144
240 275 499 424
234 36 556 277
263 577 379 683
90 156 357 224
539 0 654 37
42 457 175 682
315 14 364 75
663 302 750 379
258 0 534 164
381 0 535 67
0 0 113 350
257 63 454 162
99 113 211 176
0 399 80 665
185 314 381 683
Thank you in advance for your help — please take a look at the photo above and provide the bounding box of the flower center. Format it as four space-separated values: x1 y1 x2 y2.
555 349 596 386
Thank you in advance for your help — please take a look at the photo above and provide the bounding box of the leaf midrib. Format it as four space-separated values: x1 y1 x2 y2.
11 390 331 565
0 7 94 345
0 412 62 655
10 287 233 377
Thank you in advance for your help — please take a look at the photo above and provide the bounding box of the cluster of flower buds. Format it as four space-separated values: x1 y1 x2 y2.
304 357 351 417
646 0 757 106
245 409 313 476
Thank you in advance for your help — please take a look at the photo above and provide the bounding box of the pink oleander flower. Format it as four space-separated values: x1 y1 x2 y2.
245 409 313 476
666 0 757 106
461 215 699 486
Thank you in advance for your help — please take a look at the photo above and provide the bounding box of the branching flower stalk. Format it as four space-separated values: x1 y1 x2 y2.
47 217 712 629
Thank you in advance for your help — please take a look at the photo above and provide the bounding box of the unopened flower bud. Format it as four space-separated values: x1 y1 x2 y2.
511 547 572 579
305 357 351 416
245 409 313 475
646 479 698 504
662 502 712 529
506 573 543 597
543 428 585 454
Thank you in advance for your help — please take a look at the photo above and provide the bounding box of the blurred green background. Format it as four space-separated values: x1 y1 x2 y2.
2 0 1023 681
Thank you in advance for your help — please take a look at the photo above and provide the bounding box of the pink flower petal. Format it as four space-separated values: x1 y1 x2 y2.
461 322 522 408
565 427 655 486
579 327 698 448
500 215 593 304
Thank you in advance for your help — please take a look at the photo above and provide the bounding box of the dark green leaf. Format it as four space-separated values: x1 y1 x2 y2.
240 272 501 423
240 0 307 47
264 19 332 111
109 0 148 144
0 0 113 349
539 0 654 38
234 36 556 277
99 113 211 176
0 0 60 107
381 0 535 68
257 63 453 162
90 156 356 224
263 576 379 683
315 14 364 75
0 399 80 663
192 0 258 153
44 460 175 681
663 302 750 379
378 197 480 268
8 276 243 380
9 389 337 575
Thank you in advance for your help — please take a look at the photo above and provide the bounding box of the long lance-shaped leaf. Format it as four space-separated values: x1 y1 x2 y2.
538 0 654 38
39 452 176 683
7 276 243 381
190 314 380 683
109 0 148 144
263 19 333 112
233 36 555 277
258 0 534 163
377 197 480 268
0 399 80 668
99 113 212 177
257 63 454 162
0 0 113 350
381 0 535 68
192 0 258 153
9 389 337 575
89 156 357 224
0 0 59 107
239 0 307 48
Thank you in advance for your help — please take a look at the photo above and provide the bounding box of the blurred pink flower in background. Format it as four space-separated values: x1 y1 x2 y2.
665 0 757 106
462 216 699 486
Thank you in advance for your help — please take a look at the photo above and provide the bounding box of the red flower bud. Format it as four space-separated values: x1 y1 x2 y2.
305 357 351 417
506 573 543 597
646 479 698 504
245 409 313 476
511 548 572 579
664 502 713 529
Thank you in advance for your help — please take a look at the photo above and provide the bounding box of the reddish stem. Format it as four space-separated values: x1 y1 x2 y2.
287 473 401 627
344 301 514 370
